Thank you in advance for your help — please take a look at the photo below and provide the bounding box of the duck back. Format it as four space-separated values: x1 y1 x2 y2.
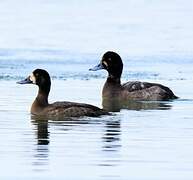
38 101 109 117
122 81 178 100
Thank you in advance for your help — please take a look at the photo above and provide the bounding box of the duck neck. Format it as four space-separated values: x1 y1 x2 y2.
35 89 49 106
31 86 50 115
107 74 121 85
102 74 122 99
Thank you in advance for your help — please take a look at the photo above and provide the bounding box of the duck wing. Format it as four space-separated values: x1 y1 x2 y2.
52 101 102 110
122 81 177 100
42 101 108 117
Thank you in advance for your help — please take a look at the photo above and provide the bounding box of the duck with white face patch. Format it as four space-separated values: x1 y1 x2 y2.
17 69 109 118
90 51 178 103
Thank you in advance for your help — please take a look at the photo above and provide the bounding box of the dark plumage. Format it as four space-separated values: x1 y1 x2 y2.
17 69 108 118
90 51 178 101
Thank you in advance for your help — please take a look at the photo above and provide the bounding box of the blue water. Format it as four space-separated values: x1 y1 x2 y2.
0 0 193 179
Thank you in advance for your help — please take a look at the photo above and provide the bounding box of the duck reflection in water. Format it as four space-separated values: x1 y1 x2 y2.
102 98 172 112
31 113 123 169
31 115 50 171
102 118 121 151
99 116 122 167
31 115 90 170
31 115 50 145
31 115 90 145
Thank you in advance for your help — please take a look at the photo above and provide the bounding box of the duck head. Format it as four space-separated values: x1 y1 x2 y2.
89 51 123 79
17 69 51 94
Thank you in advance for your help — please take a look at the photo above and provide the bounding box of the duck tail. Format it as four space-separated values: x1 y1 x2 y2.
172 94 179 99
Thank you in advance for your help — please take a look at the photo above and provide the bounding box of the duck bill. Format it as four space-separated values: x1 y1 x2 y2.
17 76 32 84
89 63 104 71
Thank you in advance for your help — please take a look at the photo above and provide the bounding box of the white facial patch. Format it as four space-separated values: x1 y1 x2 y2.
29 73 36 84
103 61 108 67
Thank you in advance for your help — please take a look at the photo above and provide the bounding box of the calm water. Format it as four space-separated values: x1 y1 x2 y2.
1 0 193 179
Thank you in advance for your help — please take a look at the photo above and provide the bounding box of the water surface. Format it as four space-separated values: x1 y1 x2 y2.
0 55 193 179
1 0 193 179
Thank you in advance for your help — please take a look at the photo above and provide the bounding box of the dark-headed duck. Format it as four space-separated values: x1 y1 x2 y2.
89 51 178 101
17 69 108 118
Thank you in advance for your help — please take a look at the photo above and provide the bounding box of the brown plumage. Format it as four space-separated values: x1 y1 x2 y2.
90 51 178 101
17 69 108 118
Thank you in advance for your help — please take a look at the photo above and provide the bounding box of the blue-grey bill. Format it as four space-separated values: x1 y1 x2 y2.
17 77 32 84
89 63 104 71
